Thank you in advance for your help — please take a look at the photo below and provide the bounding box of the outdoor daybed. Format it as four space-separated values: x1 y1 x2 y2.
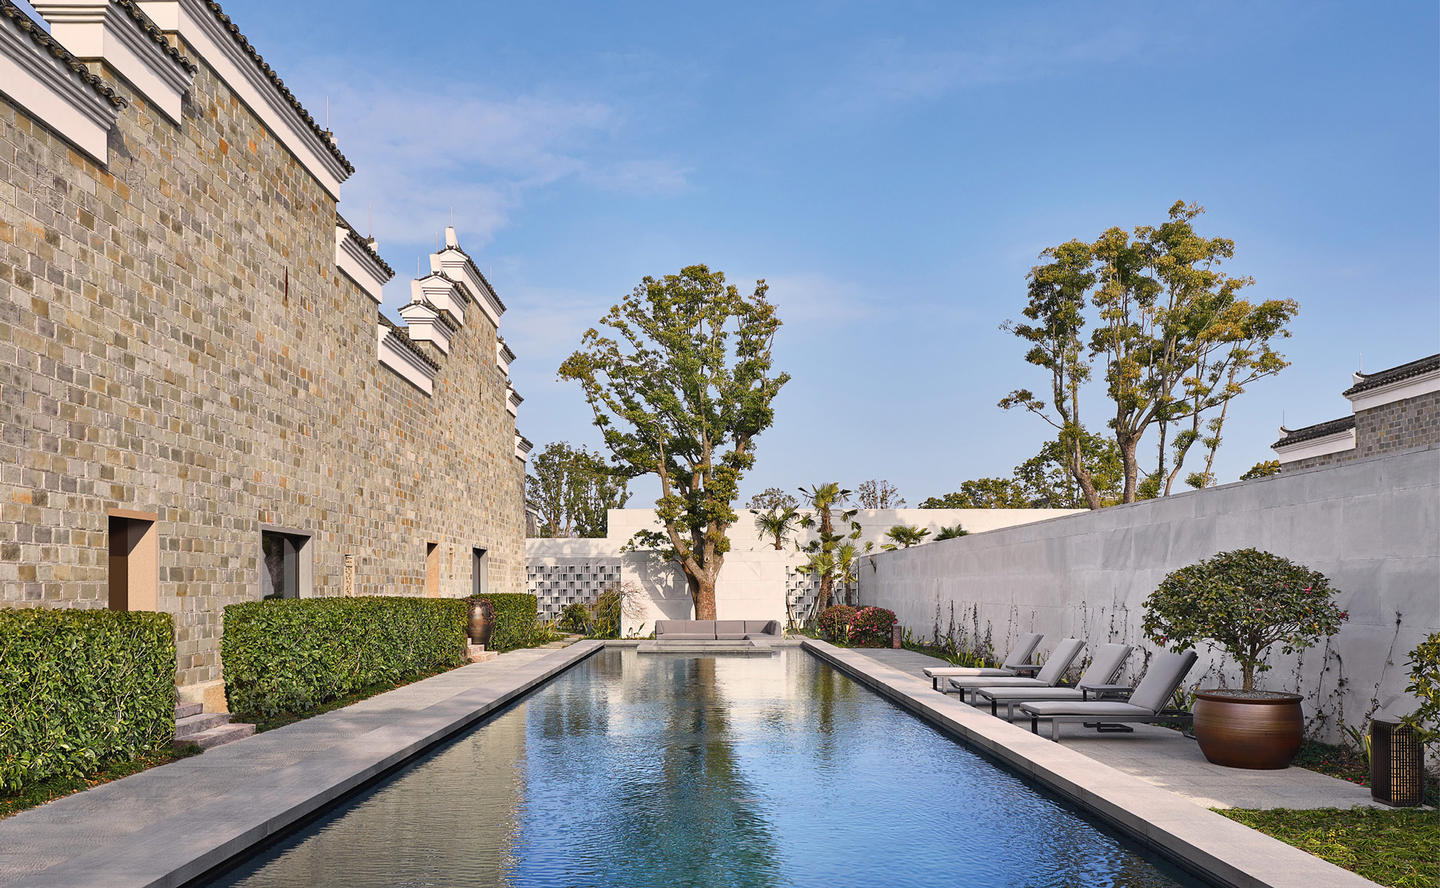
1018 650 1199 741
654 620 781 641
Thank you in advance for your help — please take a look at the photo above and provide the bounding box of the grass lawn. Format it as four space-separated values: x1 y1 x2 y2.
1 744 203 820
1219 807 1438 888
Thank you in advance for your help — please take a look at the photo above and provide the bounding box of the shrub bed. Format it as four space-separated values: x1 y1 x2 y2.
222 596 466 718
0 608 176 792
849 606 897 647
479 593 543 652
817 605 856 642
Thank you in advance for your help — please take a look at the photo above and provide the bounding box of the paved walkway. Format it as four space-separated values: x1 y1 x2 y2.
0 641 604 888
856 647 1378 810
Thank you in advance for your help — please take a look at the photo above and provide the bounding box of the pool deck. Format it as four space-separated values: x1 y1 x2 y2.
0 640 604 888
807 640 1379 888
855 647 1379 811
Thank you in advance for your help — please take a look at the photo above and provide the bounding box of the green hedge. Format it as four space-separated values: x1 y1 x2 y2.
222 596 466 718
480 593 541 652
0 608 176 792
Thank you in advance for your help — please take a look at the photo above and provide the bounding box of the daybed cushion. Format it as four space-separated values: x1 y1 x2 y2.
715 620 747 640
743 620 779 637
1018 701 1151 718
656 620 717 640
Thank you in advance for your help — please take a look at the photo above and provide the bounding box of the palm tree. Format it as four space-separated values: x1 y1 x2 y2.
753 505 800 550
795 483 868 614
935 523 968 540
881 523 931 550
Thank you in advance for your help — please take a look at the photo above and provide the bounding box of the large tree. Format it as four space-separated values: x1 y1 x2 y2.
919 478 1032 509
854 479 905 509
746 487 798 511
526 441 630 537
559 265 788 620
1001 201 1297 504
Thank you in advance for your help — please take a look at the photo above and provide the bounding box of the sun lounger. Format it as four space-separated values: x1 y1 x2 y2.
972 643 1133 719
1018 650 1199 741
944 638 1086 700
922 632 1043 691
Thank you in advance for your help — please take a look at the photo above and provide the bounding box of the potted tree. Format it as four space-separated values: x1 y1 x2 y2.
1143 548 1346 769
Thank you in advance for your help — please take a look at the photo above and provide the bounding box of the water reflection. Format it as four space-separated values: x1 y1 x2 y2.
202 649 1203 888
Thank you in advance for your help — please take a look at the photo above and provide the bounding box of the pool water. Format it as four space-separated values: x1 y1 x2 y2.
200 648 1206 887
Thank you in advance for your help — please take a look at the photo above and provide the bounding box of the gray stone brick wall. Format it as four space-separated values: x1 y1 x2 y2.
0 48 524 687
1284 391 1440 473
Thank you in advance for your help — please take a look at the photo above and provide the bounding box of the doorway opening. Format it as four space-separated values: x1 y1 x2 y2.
261 527 312 600
108 511 157 611
425 542 440 597
472 547 488 597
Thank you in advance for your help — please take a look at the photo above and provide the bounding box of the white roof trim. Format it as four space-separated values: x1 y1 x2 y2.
377 324 434 395
335 227 388 303
433 247 504 327
506 385 522 417
397 300 452 354
514 433 532 462
1273 427 1356 464
1345 368 1440 413
137 0 349 198
412 273 467 325
0 8 121 162
34 0 193 124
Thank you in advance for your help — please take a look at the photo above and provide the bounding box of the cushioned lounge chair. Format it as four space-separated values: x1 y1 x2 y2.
971 643 1133 719
944 638 1086 701
1018 650 1199 741
922 632 1043 691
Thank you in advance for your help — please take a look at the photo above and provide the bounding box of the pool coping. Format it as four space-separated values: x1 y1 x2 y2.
1 640 605 888
802 639 1379 888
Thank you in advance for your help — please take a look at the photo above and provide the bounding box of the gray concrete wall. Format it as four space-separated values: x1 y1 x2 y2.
856 446 1440 742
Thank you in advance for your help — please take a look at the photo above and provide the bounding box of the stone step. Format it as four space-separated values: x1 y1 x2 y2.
181 722 255 750
174 701 203 720
175 712 231 740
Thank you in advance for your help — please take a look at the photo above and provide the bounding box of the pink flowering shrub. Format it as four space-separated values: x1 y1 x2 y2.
1142 548 1345 692
848 606 898 647
817 605 856 642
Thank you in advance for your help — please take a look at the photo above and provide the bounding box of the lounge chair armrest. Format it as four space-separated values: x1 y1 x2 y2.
1080 684 1133 701
1010 664 1043 676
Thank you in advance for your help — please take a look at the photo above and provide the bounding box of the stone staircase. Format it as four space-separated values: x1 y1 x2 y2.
174 702 255 750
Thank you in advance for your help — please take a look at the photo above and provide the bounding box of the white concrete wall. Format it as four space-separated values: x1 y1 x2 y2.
856 446 1440 742
529 506 1081 637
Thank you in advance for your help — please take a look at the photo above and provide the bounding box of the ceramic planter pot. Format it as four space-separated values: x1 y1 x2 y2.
467 597 495 648
1193 689 1304 769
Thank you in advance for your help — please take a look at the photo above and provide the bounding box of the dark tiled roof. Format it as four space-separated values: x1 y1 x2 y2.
438 243 507 311
115 0 196 73
379 320 441 371
335 213 394 277
1343 353 1440 397
408 299 459 332
1 1 127 108
1272 415 1355 449
202 1 354 174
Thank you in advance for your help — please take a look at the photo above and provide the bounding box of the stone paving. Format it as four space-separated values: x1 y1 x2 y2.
855 647 1378 811
0 642 604 888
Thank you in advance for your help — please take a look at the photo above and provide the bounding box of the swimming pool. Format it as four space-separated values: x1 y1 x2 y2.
198 647 1205 887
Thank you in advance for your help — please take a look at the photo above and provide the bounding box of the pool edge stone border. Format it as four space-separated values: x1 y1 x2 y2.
2 641 606 888
802 639 1379 888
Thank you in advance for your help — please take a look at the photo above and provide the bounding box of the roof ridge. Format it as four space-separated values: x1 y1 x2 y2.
1 0 127 108
1272 415 1355 449
114 0 196 73
202 1 354 174
1343 353 1440 397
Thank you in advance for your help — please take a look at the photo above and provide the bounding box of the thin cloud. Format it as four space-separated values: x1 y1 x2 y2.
322 78 689 249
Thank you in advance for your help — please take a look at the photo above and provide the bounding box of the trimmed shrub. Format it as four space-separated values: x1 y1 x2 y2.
849 606 898 647
222 596 466 718
479 592 542 652
817 605 856 642
0 608 176 791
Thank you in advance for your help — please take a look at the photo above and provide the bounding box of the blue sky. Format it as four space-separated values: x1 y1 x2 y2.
218 3 1439 502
